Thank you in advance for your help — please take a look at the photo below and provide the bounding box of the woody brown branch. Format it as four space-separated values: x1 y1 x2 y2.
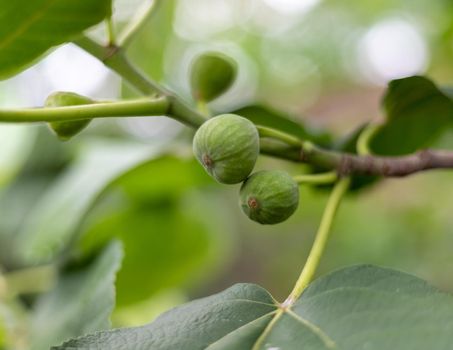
303 144 453 177
259 140 453 177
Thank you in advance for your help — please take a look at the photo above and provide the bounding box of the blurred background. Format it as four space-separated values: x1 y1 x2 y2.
1 0 453 339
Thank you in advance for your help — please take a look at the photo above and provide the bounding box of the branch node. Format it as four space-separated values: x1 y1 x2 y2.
418 149 433 169
338 155 353 176
102 44 121 63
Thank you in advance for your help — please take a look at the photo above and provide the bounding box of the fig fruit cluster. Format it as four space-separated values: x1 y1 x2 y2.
193 114 299 225
45 91 94 141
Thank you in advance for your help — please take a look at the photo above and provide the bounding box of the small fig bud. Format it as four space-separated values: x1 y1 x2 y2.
193 114 259 184
240 170 299 225
190 52 237 102
45 91 94 141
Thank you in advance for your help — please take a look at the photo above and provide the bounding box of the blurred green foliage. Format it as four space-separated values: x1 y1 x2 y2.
1 0 453 347
77 156 232 306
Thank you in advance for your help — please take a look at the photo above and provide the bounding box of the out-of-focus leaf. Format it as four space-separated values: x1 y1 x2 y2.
56 265 453 350
0 313 5 349
233 105 331 146
31 241 123 350
0 178 53 267
76 156 231 307
112 290 186 328
0 125 34 186
370 76 453 155
15 141 158 265
0 0 112 79
124 0 176 94
18 126 73 175
0 127 72 267
441 87 453 99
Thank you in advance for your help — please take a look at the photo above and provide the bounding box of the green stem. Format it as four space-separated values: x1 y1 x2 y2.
74 36 162 96
257 125 302 147
73 36 206 128
0 97 169 123
106 17 116 46
196 100 210 118
283 177 350 307
356 123 380 155
293 171 337 185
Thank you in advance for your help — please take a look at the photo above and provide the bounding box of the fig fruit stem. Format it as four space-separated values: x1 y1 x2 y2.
356 123 380 156
293 171 337 185
257 125 302 147
196 100 211 118
282 177 350 307
0 98 169 123
106 17 116 46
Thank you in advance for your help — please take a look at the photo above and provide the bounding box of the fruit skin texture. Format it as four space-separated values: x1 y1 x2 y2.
193 114 259 184
45 91 94 141
240 170 299 225
190 52 237 102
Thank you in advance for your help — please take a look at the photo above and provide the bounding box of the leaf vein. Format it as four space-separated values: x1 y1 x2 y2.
204 311 277 349
286 309 336 349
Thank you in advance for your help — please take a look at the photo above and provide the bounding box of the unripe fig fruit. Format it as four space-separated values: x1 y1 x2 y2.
45 91 94 141
190 52 237 102
240 170 299 225
193 114 259 184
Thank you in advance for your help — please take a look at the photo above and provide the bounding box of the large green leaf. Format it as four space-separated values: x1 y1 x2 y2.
370 76 453 155
30 241 123 350
55 265 453 350
0 0 112 79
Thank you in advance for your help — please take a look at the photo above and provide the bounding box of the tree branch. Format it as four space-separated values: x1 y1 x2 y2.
302 143 453 177
73 36 207 128
0 98 169 123
71 35 453 179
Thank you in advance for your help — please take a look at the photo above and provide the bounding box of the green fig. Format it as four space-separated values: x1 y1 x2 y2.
193 114 259 184
45 91 94 141
190 52 237 102
240 170 299 225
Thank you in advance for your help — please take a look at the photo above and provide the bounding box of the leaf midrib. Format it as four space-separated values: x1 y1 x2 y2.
204 311 277 349
250 306 337 350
